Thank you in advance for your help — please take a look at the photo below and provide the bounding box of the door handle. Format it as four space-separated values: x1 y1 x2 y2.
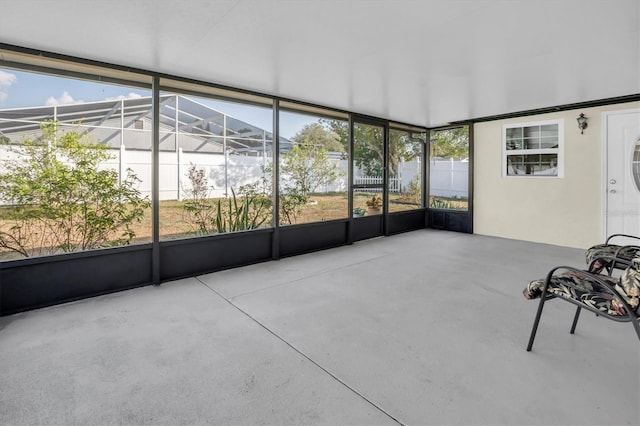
609 179 617 184
610 189 616 194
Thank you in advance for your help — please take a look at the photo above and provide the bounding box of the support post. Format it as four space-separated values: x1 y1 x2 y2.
347 114 354 245
175 96 181 201
177 147 183 201
272 100 280 260
223 114 228 197
152 77 161 285
119 143 126 184
449 157 454 199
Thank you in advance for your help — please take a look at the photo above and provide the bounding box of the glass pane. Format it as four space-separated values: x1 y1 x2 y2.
352 123 384 216
523 125 540 138
0 67 152 260
540 124 558 138
506 124 558 151
505 127 522 140
506 154 558 176
278 110 348 225
429 126 469 210
159 92 273 239
540 136 559 149
506 140 521 150
506 154 523 176
523 137 540 150
388 129 424 212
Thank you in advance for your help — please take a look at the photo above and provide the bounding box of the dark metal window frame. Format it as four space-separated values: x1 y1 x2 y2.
276 104 351 226
427 123 474 234
351 116 389 237
388 124 428 211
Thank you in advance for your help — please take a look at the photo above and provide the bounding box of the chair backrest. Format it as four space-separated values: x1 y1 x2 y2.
615 257 640 313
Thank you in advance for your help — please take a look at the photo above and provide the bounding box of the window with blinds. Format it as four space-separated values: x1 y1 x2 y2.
503 120 563 177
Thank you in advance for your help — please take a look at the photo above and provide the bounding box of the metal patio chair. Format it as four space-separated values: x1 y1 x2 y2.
524 255 640 351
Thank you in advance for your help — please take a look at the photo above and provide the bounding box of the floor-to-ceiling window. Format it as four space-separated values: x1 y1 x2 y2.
352 122 385 217
157 83 274 240
278 104 349 225
388 127 426 212
0 66 152 260
429 126 469 210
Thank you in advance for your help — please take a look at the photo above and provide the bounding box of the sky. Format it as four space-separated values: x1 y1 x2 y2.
0 67 320 139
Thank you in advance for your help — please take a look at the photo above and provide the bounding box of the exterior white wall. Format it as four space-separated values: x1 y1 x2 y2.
474 101 640 249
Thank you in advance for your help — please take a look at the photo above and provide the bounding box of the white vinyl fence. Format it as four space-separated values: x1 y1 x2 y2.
353 176 400 193
429 158 468 199
0 146 468 202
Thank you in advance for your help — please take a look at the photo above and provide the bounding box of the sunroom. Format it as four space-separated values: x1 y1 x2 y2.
0 1 639 425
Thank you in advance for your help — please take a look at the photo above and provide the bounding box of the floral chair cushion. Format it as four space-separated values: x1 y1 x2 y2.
523 257 640 317
585 244 640 272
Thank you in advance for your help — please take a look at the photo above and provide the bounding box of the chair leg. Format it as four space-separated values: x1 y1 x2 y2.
527 296 547 351
630 315 640 341
570 306 581 334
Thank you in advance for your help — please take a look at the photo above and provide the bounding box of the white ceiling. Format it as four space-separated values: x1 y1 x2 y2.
0 0 638 127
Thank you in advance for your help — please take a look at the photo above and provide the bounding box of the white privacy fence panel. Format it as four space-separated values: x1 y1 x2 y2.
173 150 270 200
397 159 422 192
0 146 468 203
429 159 468 199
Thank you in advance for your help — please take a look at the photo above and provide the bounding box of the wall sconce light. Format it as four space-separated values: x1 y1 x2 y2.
577 113 588 134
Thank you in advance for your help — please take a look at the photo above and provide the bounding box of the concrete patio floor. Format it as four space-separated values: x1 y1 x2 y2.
1 230 639 425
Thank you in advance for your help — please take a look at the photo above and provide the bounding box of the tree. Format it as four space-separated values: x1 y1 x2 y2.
430 126 469 159
321 119 385 175
389 129 424 178
290 123 344 153
281 144 342 199
322 119 424 177
320 118 349 152
278 144 343 224
0 120 150 257
273 122 347 224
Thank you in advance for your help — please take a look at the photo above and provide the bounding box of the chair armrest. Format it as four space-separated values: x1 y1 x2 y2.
606 234 640 244
588 251 636 275
543 266 637 319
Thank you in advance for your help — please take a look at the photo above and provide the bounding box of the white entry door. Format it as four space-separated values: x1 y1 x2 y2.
605 109 640 244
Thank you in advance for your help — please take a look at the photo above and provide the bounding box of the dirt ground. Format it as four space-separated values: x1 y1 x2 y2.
0 192 452 260
155 192 422 239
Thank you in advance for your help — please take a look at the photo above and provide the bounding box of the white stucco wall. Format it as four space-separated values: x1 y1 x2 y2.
473 101 640 249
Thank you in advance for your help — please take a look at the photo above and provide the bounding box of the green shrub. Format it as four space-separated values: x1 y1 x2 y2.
0 120 149 257
429 198 454 209
182 165 271 234
407 176 422 205
214 187 271 233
